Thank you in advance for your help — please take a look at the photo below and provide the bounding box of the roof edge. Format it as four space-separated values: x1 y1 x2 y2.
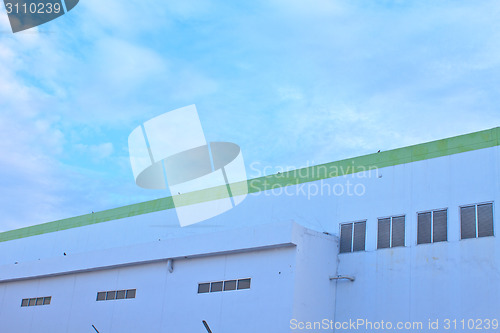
1 126 498 243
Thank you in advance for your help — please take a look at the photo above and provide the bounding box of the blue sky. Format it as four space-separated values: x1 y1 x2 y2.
1 0 500 230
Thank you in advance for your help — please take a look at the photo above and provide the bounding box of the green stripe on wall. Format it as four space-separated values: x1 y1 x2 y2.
1 127 499 243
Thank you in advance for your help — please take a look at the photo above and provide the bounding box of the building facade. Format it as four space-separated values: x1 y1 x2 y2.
1 127 499 332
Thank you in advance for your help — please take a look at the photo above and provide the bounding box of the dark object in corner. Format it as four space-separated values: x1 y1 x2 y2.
202 320 213 333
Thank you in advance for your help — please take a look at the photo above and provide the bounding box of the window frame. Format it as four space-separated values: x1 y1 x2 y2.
116 290 126 300
198 278 252 294
237 278 251 290
105 291 116 300
197 282 211 294
338 220 367 254
459 201 495 240
125 289 136 299
21 296 51 307
223 280 237 291
416 208 448 245
210 281 223 293
96 289 136 301
377 215 406 249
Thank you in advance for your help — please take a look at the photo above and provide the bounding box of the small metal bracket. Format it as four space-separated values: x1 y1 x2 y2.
329 275 355 282
167 259 174 273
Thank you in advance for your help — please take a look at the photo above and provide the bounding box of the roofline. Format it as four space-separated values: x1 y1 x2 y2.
0 243 297 284
0 221 312 282
1 126 499 243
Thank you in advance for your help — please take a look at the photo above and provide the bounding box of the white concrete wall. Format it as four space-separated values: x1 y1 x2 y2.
0 248 297 333
162 247 298 333
0 224 338 333
331 144 500 332
0 146 498 332
335 237 500 332
292 229 337 326
1 146 497 265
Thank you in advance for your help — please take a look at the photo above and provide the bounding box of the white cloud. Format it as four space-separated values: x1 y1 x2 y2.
0 0 221 230
75 142 114 160
2 0 500 230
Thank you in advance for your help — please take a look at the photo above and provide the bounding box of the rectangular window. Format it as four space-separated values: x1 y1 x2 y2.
339 221 366 253
461 205 476 239
210 281 223 293
353 222 366 252
418 209 447 244
339 223 353 253
461 203 494 239
478 203 494 237
116 290 126 300
223 280 237 291
21 296 51 307
106 291 116 300
433 210 447 242
417 212 431 244
237 278 251 290
199 278 251 294
198 283 210 294
392 216 405 247
377 218 391 249
126 289 136 299
97 289 135 301
377 216 405 249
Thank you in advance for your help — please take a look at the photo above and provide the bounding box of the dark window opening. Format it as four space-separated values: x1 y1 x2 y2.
377 216 405 249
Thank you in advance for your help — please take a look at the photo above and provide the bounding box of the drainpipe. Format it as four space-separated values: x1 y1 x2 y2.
331 242 355 333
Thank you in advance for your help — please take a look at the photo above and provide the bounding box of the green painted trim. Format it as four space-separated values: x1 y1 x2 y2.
1 127 499 243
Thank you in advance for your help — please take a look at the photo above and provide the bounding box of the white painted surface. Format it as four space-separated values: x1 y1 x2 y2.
0 146 499 332
0 223 337 333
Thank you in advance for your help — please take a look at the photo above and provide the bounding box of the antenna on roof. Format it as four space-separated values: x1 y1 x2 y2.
202 320 213 333
92 324 100 333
